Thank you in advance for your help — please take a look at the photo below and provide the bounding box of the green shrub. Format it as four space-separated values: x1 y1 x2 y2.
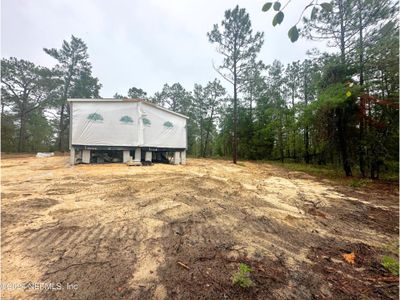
381 255 399 275
232 263 254 288
348 179 369 188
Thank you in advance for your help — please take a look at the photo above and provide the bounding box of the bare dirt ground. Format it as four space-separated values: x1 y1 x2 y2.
1 155 399 299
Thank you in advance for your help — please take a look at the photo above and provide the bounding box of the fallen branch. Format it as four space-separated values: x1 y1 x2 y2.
216 203 226 210
177 261 190 270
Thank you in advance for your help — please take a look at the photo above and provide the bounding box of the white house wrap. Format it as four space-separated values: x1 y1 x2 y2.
68 99 188 165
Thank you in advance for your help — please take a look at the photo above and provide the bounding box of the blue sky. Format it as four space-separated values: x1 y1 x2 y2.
2 0 329 97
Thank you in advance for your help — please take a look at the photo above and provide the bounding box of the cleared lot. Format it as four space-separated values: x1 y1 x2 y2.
1 155 398 299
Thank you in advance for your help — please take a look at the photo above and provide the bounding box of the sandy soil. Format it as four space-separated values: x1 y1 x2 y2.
1 156 398 299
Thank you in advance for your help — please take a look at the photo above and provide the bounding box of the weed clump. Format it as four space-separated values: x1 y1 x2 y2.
381 255 399 275
232 263 254 288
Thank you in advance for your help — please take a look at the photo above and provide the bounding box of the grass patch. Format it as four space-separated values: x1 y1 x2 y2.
186 156 398 184
266 161 343 179
381 255 399 276
232 263 254 288
348 178 372 188
265 160 398 186
381 240 399 276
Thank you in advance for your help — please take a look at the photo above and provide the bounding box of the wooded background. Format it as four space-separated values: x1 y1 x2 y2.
2 0 398 179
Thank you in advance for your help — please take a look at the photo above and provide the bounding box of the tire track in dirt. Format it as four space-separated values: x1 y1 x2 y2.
2 220 143 299
1 156 398 299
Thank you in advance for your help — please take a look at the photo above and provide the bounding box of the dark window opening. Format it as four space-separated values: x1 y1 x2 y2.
154 152 171 163
90 150 123 163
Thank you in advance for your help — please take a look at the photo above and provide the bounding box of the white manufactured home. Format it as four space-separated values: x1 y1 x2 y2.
68 98 188 165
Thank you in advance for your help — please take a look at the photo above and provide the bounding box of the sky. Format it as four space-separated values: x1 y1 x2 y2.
1 0 329 97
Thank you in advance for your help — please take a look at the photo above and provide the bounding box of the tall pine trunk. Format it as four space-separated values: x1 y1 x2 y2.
337 107 352 176
57 103 65 151
57 72 73 152
279 114 284 163
232 58 238 164
337 0 352 176
304 75 310 164
338 0 346 66
203 107 215 157
292 89 296 159
358 0 366 177
200 115 204 157
18 112 26 152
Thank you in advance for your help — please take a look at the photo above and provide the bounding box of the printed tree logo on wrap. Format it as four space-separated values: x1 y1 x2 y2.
120 115 134 124
163 121 173 129
87 113 103 122
142 117 151 127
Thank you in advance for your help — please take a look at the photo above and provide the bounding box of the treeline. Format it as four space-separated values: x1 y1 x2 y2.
2 0 398 179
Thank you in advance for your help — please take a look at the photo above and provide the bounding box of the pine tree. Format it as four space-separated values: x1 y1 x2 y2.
44 35 101 150
208 5 264 163
1 58 57 152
